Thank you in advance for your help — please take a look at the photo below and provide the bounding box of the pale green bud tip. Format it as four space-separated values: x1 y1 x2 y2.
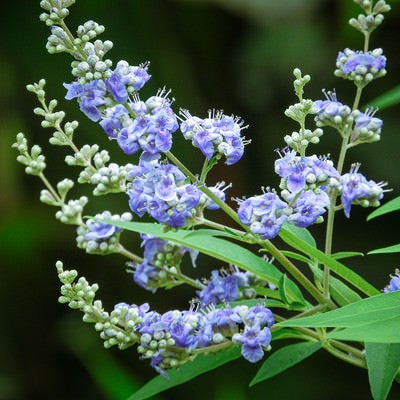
293 68 302 78
56 260 64 274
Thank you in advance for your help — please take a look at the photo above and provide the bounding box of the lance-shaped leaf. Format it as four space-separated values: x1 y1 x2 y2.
367 196 400 221
279 226 379 297
277 291 400 343
365 342 400 400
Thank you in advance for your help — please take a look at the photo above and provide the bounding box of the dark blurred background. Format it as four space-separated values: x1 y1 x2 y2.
1 0 400 399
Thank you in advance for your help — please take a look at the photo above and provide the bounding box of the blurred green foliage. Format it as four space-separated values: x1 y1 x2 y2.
1 0 400 399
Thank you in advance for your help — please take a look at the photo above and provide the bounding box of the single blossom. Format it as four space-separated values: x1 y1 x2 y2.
85 211 121 240
64 79 107 121
383 270 400 293
289 190 330 228
106 60 151 102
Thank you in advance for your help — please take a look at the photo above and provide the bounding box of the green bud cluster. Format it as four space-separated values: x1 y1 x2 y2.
13 133 46 176
40 178 74 206
350 0 391 35
284 128 323 153
55 196 88 224
98 304 142 350
66 143 135 195
76 21 106 45
57 262 141 350
284 99 315 123
76 211 132 255
46 26 76 55
71 40 114 83
39 0 75 26
284 69 321 153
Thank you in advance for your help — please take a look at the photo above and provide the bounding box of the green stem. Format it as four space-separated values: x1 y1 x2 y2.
260 238 333 307
322 42 366 296
60 20 87 60
324 341 366 369
165 151 246 228
115 244 143 263
39 172 63 205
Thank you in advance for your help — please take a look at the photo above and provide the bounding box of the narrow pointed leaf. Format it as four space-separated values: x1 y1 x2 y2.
368 244 400 255
310 265 362 306
279 226 379 297
250 341 322 386
327 315 400 343
282 223 316 247
365 343 400 400
367 196 400 221
277 291 400 329
369 84 400 110
128 347 241 400
331 251 364 260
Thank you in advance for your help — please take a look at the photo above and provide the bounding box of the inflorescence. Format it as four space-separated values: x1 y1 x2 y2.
14 0 397 377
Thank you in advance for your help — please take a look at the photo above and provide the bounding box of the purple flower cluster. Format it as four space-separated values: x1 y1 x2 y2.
383 269 400 293
335 48 387 86
237 190 289 239
131 233 198 292
64 61 150 121
197 268 251 306
274 149 340 197
237 147 386 239
76 211 133 255
106 60 151 103
313 90 352 130
237 149 341 239
339 50 386 75
109 302 274 374
64 61 180 157
100 91 179 155
64 79 107 121
351 107 383 144
180 109 248 165
340 164 386 217
127 154 201 227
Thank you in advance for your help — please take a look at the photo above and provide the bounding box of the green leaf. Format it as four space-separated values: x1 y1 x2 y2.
281 250 311 264
278 273 307 308
331 251 364 260
310 265 362 306
105 221 306 305
282 223 316 247
279 226 380 297
127 347 241 400
271 328 311 342
327 315 400 343
367 196 400 221
277 291 400 330
369 84 400 110
365 343 400 400
250 341 322 386
368 244 400 255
